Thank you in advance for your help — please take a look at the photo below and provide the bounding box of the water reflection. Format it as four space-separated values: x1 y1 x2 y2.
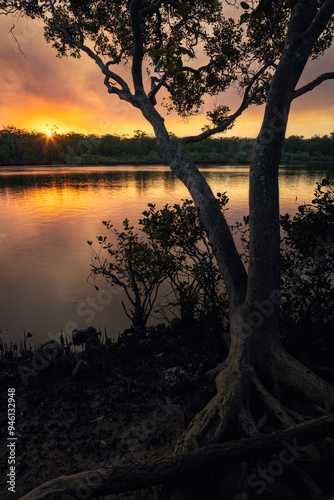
0 164 332 346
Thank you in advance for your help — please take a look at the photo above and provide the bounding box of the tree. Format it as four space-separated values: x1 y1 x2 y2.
2 0 334 497
280 176 334 363
89 198 229 329
140 198 228 326
88 218 169 329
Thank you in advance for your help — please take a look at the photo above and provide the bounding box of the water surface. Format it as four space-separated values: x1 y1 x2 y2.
0 164 332 346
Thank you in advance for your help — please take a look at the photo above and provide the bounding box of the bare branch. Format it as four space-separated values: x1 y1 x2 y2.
293 72 334 99
8 24 26 58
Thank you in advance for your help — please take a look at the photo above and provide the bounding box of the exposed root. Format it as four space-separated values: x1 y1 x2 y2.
252 374 297 428
289 464 328 500
237 408 259 436
256 411 268 431
177 356 333 453
205 361 226 381
286 408 308 423
173 343 334 488
313 404 330 416
174 363 243 453
271 346 334 411
19 415 334 500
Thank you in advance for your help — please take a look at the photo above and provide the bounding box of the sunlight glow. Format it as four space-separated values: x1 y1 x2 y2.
46 130 52 137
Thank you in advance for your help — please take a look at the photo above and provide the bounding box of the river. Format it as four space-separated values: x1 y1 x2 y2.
0 164 332 347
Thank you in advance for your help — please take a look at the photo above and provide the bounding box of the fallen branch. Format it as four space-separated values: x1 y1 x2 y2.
20 414 334 500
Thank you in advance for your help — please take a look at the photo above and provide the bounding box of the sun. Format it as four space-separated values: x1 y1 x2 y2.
46 130 52 138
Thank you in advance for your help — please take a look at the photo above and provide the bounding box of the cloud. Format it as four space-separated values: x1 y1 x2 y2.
0 13 333 138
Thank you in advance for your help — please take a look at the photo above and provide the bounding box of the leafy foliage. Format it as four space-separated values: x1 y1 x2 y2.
140 196 229 324
88 217 169 328
242 0 334 63
280 176 334 350
88 178 334 350
1 127 334 166
0 0 289 117
89 196 230 328
1 0 333 130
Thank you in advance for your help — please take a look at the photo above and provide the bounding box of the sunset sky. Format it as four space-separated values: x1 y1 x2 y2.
0 13 333 138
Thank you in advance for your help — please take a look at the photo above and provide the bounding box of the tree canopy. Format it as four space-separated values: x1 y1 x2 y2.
2 0 333 140
1 126 334 165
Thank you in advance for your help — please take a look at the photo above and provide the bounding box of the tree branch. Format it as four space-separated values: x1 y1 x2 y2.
130 0 145 93
178 62 274 150
0 0 36 15
140 0 181 17
148 71 170 103
8 24 26 58
146 8 163 53
293 72 334 99
302 0 334 52
20 414 334 500
45 0 134 103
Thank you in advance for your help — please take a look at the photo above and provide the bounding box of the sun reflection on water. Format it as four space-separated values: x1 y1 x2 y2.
0 164 332 345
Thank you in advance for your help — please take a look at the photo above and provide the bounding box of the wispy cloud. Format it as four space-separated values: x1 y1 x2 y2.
0 15 333 138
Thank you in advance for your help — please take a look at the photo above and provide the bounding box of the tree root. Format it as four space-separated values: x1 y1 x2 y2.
173 362 246 452
289 464 328 500
237 408 259 436
162 343 334 499
270 346 334 411
19 415 334 500
252 374 297 428
18 343 334 500
175 345 334 456
162 351 332 497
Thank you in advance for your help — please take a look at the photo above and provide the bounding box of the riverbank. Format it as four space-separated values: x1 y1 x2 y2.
1 128 334 167
1 321 334 499
0 321 227 499
1 159 334 168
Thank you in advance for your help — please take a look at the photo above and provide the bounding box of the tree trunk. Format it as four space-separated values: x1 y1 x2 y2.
151 5 334 497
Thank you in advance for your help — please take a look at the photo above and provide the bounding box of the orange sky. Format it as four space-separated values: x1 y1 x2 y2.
0 14 333 139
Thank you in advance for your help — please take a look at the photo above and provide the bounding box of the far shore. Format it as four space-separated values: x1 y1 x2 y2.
1 159 334 169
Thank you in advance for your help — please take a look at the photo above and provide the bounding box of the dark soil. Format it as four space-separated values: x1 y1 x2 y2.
0 321 227 500
0 321 333 500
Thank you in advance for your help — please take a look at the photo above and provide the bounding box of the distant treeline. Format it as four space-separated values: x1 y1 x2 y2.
1 126 334 166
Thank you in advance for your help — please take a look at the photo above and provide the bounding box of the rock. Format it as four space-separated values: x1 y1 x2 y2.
72 326 100 346
40 340 62 361
162 367 190 392
85 331 100 348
